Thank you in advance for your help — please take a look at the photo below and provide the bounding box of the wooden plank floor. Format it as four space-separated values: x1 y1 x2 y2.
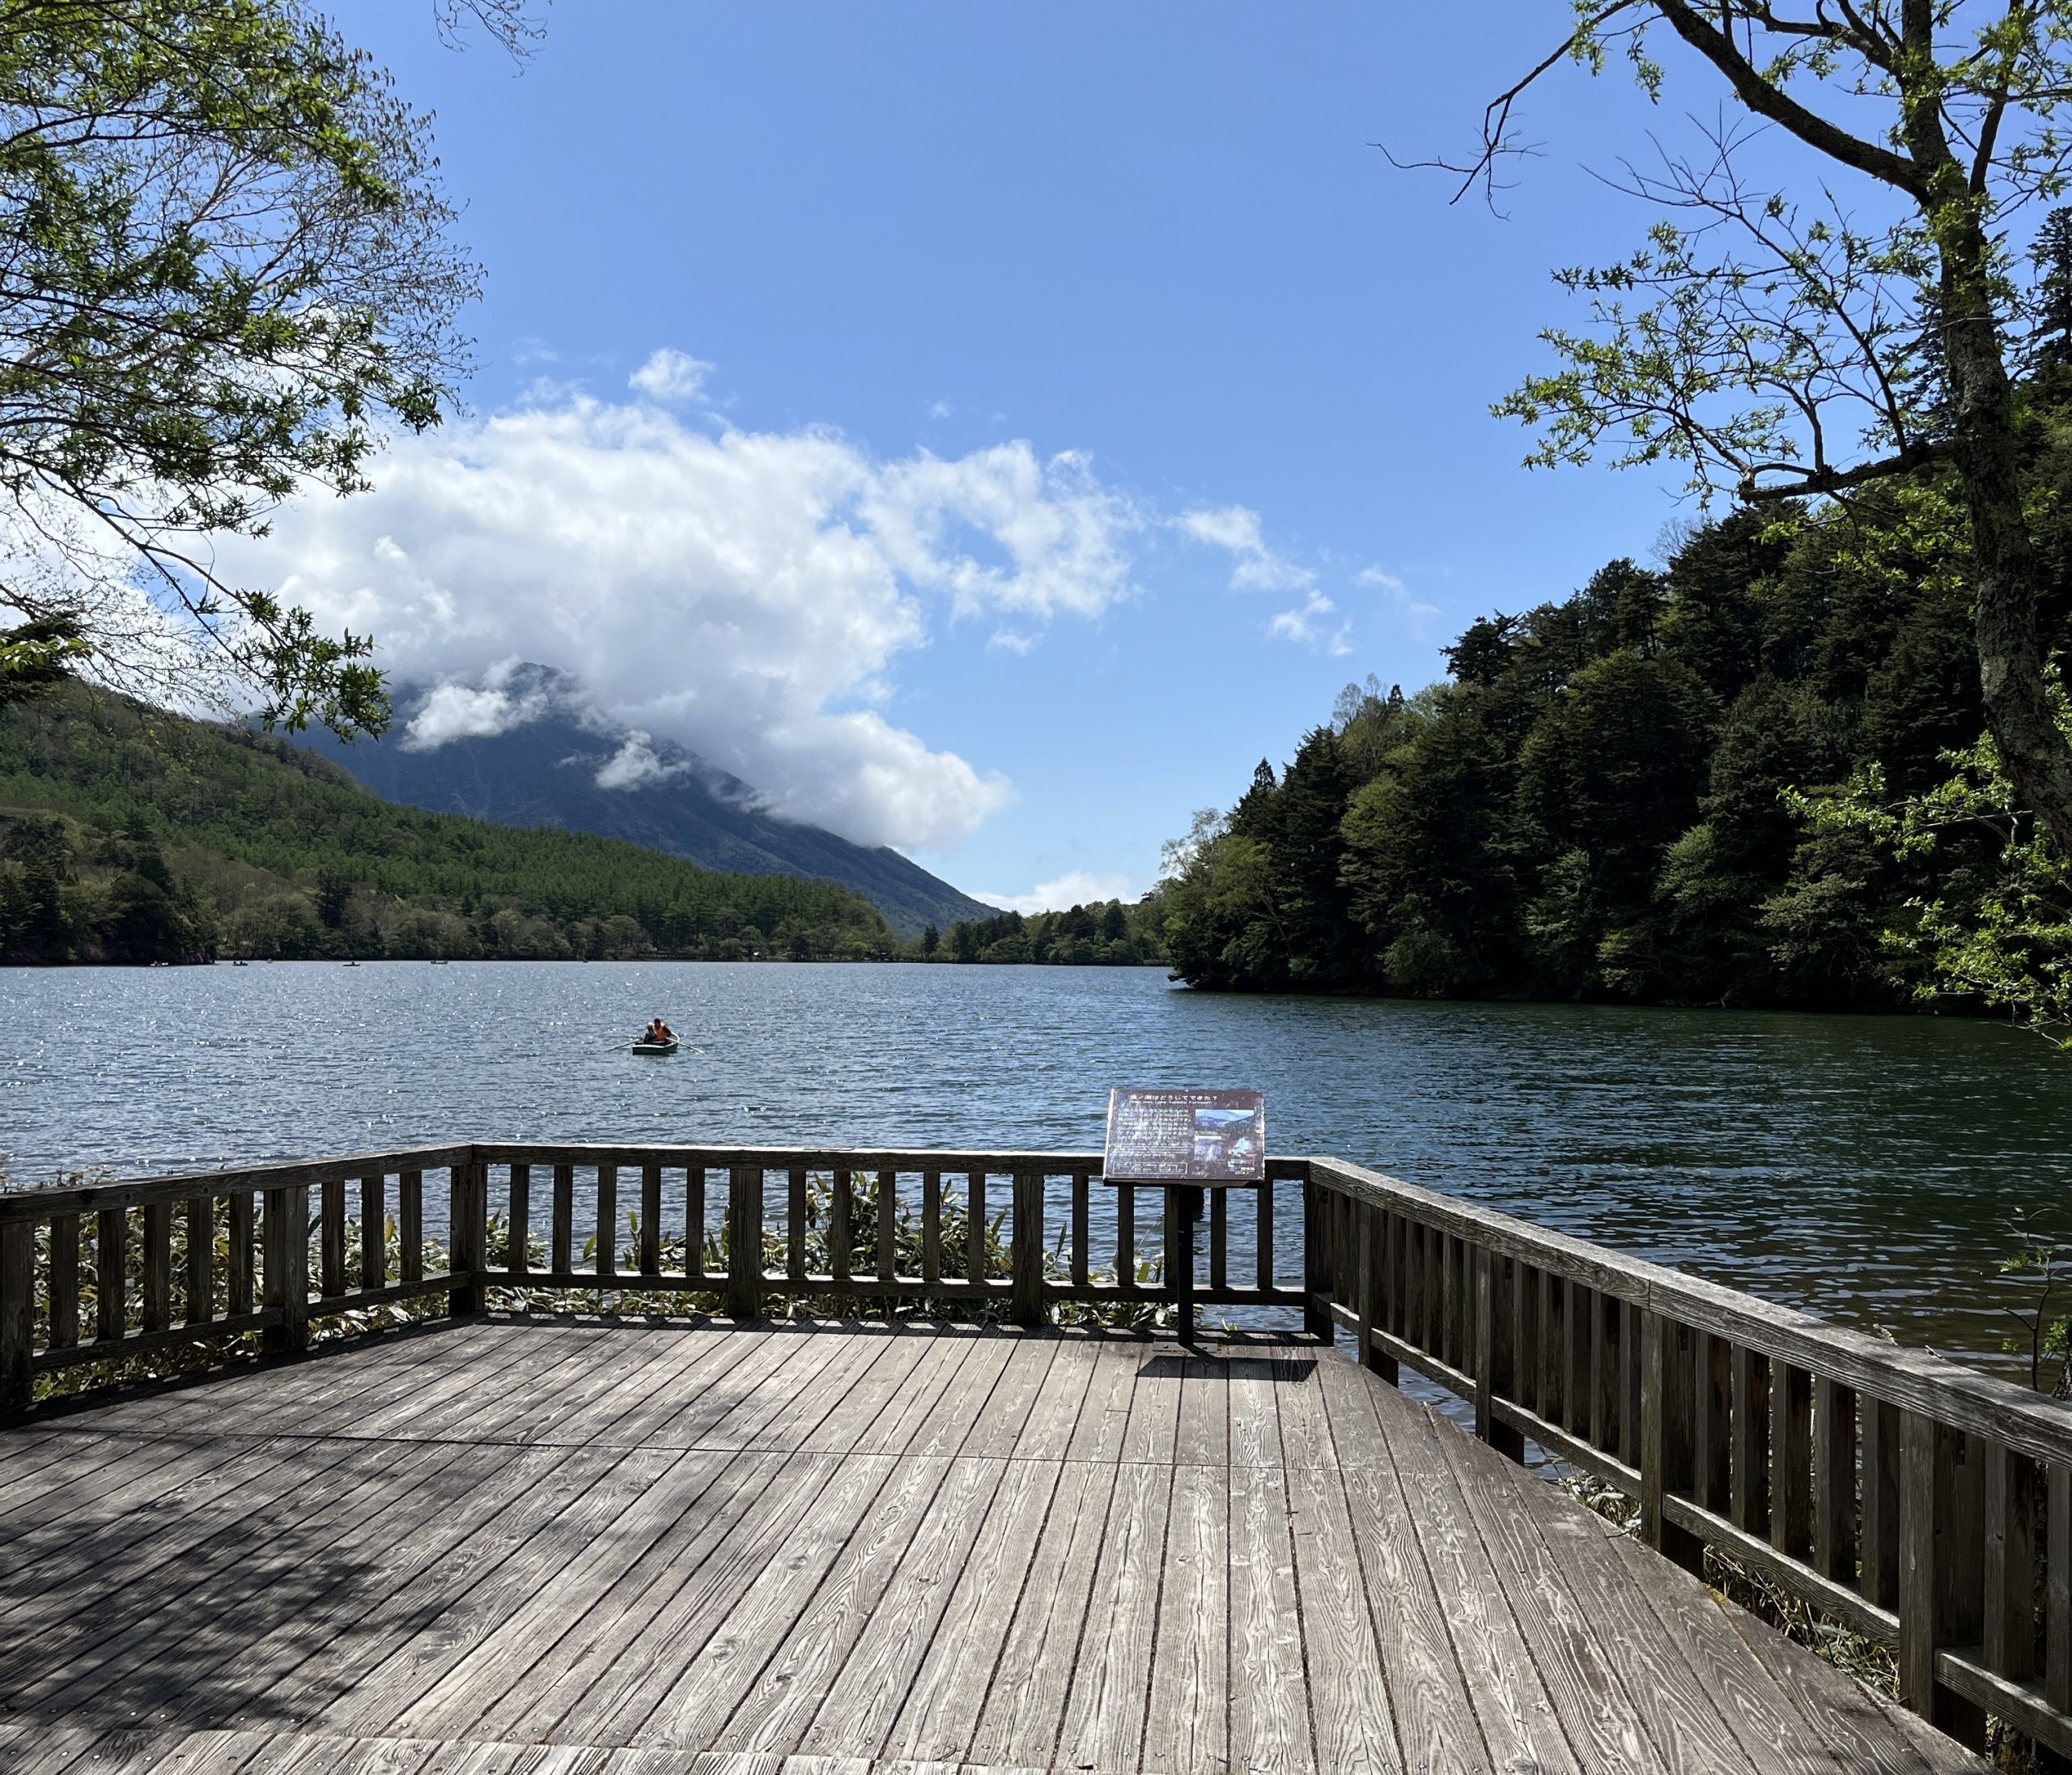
0 1319 1986 1775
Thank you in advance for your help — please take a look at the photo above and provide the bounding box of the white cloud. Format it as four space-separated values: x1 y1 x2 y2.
1178 503 1314 594
211 384 1145 850
1357 563 1443 633
1268 591 1353 656
975 869 1141 915
628 347 713 404
928 399 952 420
401 672 550 749
593 730 689 791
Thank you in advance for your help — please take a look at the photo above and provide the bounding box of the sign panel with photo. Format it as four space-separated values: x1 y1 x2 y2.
1102 1087 1266 1185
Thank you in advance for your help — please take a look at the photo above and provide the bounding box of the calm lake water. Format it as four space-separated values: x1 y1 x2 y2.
2 960 2067 1374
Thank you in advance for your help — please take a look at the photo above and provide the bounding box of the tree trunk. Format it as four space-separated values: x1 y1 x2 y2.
1942 281 2072 851
1891 0 2072 853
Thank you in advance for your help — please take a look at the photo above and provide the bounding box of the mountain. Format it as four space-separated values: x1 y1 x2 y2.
295 667 996 940
0 684 895 963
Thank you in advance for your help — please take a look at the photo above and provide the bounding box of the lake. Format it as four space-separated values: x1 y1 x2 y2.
2 960 2066 1375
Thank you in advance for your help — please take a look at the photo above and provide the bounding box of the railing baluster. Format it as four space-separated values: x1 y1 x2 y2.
1732 1348 1770 1536
185 1195 213 1327
1567 1282 1592 1435
1011 1172 1042 1325
359 1174 385 1292
551 1163 574 1274
449 1159 487 1316
2049 1462 2071 1713
320 1177 345 1300
688 1167 708 1280
877 1169 898 1282
49 1212 79 1349
1071 1170 1089 1288
1539 1272 1560 1425
788 1167 808 1281
1772 1361 1813 1560
1693 1331 1730 1512
727 1166 762 1319
1622 1301 1643 1467
1117 1179 1135 1285
1813 1378 1857 1583
1513 1260 1536 1414
141 1200 172 1333
1984 1439 2039 1681
640 1163 663 1276
1256 1178 1273 1290
0 1217 30 1411
1862 1395 1902 1608
398 1171 422 1284
96 1206 126 1341
1209 1189 1228 1292
261 1184 308 1353
227 1195 253 1316
400 1168 424 1284
965 1170 984 1286
1364 1205 1396 1384
832 1170 854 1281
508 1163 531 1276
596 1165 618 1279
923 1170 943 1284
1590 1289 1614 1452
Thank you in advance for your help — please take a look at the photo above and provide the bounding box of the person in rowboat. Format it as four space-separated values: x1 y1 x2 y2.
643 1017 674 1043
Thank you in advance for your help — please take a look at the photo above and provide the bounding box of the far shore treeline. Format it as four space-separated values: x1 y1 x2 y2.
1162 364 2072 1008
0 686 1165 967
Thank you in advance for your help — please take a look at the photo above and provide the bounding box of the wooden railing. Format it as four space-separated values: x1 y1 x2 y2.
1301 1154 2072 1761
0 1141 1306 1399
6 1140 2069 1759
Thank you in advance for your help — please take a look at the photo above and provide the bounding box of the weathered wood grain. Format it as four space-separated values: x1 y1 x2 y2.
0 1316 1990 1775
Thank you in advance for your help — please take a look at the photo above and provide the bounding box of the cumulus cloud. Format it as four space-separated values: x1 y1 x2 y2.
976 869 1141 915
593 730 690 791
209 384 1145 849
1177 502 1357 649
402 671 552 749
1268 591 1352 656
1178 503 1314 594
628 347 713 403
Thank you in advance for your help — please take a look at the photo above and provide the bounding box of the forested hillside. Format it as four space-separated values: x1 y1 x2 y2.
1164 383 2072 1006
0 688 895 963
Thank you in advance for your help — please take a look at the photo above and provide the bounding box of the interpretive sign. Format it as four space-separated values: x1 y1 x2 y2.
1102 1087 1265 1185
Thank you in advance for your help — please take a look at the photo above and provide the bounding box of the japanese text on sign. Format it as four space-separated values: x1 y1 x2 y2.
1102 1087 1266 1184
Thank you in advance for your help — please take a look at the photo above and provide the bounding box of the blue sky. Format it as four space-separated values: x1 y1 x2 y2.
261 3 1713 907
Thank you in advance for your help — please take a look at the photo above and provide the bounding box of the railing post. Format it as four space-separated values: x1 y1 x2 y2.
261 1184 309 1353
1641 1309 1703 1574
1301 1174 1333 1342
1011 1170 1042 1327
727 1166 763 1320
1900 1409 1988 1749
0 1217 32 1412
448 1157 486 1319
1472 1246 1495 1439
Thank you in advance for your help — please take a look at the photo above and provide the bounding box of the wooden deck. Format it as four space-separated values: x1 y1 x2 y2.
0 1318 1985 1775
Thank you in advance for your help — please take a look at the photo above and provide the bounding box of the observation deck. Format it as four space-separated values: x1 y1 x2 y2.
0 1143 2029 1773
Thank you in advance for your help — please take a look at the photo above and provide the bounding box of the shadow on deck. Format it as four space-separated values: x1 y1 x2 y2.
0 1316 1982 1775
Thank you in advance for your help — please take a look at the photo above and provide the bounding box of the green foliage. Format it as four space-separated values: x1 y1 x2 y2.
928 895 1166 968
1162 399 2072 1007
1798 700 2072 1038
0 0 484 733
0 683 896 962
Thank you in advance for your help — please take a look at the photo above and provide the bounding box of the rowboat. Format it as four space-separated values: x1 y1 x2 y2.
631 1038 679 1055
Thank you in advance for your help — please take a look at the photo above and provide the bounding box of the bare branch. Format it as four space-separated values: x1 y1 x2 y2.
1654 0 1930 197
